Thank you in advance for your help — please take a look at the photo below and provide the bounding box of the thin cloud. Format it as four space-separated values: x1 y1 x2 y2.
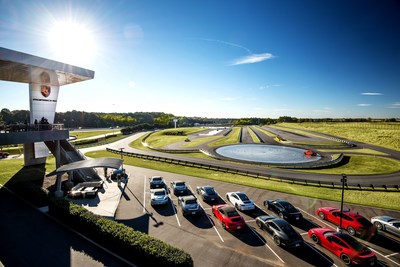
388 102 400 108
230 53 274 66
361 92 383 96
200 38 274 66
357 104 372 106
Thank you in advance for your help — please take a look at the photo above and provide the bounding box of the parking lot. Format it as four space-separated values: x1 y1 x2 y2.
115 165 400 267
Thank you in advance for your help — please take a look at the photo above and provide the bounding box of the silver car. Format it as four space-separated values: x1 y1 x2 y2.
150 188 169 206
371 215 400 237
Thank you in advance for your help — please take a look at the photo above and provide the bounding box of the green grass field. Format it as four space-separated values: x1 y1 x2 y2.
70 129 118 139
277 122 400 151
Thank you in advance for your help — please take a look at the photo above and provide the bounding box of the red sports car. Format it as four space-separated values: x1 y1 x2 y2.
212 204 246 231
308 228 377 266
316 207 377 238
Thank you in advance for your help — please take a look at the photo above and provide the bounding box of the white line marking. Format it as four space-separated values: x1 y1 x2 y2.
166 186 181 227
188 185 224 242
247 226 285 263
304 242 338 267
386 252 399 258
297 207 333 228
245 219 256 223
369 247 400 266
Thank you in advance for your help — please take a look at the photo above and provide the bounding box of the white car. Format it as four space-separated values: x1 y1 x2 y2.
371 215 400 237
150 188 169 206
226 192 255 211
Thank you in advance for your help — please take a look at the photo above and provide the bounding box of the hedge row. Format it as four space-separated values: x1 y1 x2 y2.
48 198 193 267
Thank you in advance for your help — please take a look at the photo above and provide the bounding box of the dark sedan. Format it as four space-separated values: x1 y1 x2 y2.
256 215 303 248
196 185 219 203
264 199 303 222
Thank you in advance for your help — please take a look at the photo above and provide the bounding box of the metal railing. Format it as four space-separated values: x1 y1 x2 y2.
106 148 399 192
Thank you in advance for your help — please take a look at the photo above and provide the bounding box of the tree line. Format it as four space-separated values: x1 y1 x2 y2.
0 108 397 131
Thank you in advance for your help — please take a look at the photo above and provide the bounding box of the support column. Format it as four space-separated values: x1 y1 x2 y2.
66 171 74 190
54 140 64 198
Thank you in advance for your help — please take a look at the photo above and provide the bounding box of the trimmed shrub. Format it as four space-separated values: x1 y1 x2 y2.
48 198 193 267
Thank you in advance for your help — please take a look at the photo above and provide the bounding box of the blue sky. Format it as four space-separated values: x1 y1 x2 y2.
1 0 400 118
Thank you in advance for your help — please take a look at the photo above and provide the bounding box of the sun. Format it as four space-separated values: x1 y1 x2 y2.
47 20 97 66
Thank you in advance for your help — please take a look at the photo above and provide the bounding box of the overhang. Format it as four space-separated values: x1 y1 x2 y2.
46 158 123 177
0 47 94 86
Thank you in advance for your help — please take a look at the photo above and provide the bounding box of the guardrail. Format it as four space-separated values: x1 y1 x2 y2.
106 148 399 192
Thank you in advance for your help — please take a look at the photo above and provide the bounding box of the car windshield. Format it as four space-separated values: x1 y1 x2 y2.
154 191 165 196
281 202 296 212
227 210 240 217
153 177 162 181
336 233 362 250
205 187 215 194
176 182 185 186
237 193 249 201
186 199 197 205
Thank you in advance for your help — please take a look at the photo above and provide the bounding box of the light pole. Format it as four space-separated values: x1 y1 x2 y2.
339 174 347 232
119 147 125 160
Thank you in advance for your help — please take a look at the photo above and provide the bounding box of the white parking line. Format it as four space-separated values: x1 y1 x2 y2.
299 208 400 266
143 175 146 214
165 180 181 227
188 185 224 242
248 226 285 263
304 242 338 267
297 207 333 228
369 247 400 266
386 252 399 258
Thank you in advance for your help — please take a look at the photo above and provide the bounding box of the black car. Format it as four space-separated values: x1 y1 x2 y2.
264 199 303 222
256 215 303 248
196 186 218 202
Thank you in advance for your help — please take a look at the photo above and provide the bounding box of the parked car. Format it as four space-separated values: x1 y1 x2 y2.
370 215 400 237
264 199 303 222
256 215 303 248
149 176 165 189
0 151 9 158
150 188 169 206
178 195 201 216
316 207 377 238
226 192 255 211
196 185 219 203
308 227 377 266
170 181 189 195
212 204 246 231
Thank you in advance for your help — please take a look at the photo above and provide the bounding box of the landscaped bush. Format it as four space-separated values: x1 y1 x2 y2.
48 198 193 267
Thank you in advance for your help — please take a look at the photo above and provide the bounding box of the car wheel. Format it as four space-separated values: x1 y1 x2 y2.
226 195 230 201
340 254 352 266
311 233 320 244
273 235 281 246
222 221 226 229
235 203 239 210
256 220 263 229
347 226 356 236
374 221 383 231
278 212 284 219
318 211 325 220
212 209 216 216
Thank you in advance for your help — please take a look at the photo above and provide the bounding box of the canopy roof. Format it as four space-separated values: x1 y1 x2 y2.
46 158 123 177
0 47 94 86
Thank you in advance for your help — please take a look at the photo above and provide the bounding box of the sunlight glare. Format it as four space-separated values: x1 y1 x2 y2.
48 20 96 66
